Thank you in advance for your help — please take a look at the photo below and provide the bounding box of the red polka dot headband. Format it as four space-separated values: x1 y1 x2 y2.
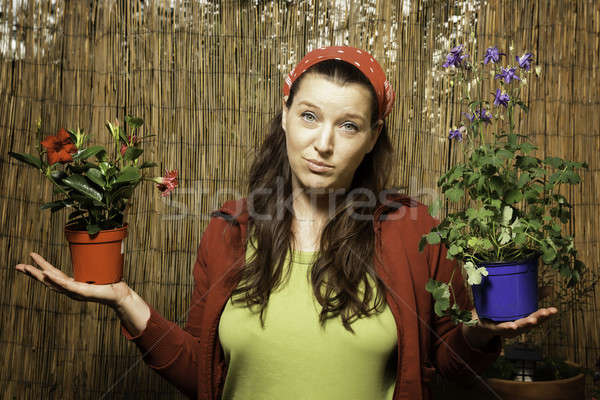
283 46 395 121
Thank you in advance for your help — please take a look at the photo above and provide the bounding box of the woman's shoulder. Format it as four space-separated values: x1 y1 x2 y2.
377 191 438 234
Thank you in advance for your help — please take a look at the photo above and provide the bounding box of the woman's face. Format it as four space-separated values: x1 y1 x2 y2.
282 73 382 194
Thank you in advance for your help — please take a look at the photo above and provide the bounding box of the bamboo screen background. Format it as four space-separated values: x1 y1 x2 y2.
1 0 598 398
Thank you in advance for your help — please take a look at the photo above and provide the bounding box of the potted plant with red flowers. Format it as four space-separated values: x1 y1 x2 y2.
418 44 588 324
9 116 178 284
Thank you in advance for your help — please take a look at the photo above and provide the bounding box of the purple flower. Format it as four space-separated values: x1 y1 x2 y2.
493 88 510 107
449 128 463 141
476 108 493 123
442 45 468 68
495 67 521 84
516 52 534 70
483 46 505 64
464 108 492 124
463 108 492 123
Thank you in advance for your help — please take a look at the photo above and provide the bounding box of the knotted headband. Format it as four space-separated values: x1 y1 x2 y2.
283 46 395 121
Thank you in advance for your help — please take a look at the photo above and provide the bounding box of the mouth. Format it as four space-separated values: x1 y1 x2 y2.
305 158 334 173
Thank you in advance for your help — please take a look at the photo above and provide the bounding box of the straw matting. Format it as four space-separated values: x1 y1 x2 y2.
1 0 598 398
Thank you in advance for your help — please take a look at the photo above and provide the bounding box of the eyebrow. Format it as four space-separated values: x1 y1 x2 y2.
297 100 366 123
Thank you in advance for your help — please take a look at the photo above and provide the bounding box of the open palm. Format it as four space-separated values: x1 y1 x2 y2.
15 252 131 308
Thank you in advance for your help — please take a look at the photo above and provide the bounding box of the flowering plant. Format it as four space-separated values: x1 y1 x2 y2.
9 116 178 235
419 45 588 324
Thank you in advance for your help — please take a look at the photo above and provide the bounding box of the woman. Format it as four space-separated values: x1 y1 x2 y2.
16 46 557 400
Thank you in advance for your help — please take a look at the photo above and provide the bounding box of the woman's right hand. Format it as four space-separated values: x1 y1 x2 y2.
15 252 132 309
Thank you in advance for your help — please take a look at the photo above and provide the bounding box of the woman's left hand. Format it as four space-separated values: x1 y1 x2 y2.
462 306 558 349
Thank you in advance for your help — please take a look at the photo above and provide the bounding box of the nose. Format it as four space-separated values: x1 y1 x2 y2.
314 123 334 154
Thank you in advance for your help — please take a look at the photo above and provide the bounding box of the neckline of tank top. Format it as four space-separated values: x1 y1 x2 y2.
290 248 318 265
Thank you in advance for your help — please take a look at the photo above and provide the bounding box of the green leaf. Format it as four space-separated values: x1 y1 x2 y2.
448 244 463 257
517 173 531 188
566 171 581 184
139 161 157 169
524 184 544 201
514 232 528 245
531 167 546 179
489 176 504 194
549 171 566 184
425 232 441 245
40 200 70 212
450 304 476 326
122 147 143 161
516 155 540 170
446 165 464 184
542 246 557 263
498 228 511 245
528 219 542 230
520 142 537 154
502 206 513 225
110 184 134 200
426 279 451 317
496 149 513 160
114 166 141 184
445 187 464 202
544 157 565 169
86 224 101 236
8 151 42 169
86 168 106 188
119 128 128 143
418 236 427 252
551 223 562 233
464 261 488 285
505 189 523 204
125 115 144 129
558 208 571 223
73 145 106 161
62 174 103 202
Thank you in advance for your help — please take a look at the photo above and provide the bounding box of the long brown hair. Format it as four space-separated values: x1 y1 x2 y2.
229 60 395 333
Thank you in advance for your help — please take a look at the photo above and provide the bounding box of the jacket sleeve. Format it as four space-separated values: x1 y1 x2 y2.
427 239 502 382
119 221 213 399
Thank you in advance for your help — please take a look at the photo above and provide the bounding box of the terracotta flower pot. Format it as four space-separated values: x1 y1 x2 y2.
65 224 128 284
484 361 585 400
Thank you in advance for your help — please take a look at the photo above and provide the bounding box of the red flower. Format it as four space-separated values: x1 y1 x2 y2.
120 135 139 156
156 169 178 196
40 128 77 165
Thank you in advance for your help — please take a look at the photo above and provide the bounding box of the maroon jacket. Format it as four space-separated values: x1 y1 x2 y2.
121 194 501 399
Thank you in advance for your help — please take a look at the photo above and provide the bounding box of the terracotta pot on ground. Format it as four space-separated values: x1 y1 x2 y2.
65 224 128 284
483 361 585 400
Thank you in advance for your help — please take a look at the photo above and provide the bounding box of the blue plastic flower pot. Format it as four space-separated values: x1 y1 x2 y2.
471 256 539 322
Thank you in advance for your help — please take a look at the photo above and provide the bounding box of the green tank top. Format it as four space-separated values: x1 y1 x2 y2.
218 241 397 399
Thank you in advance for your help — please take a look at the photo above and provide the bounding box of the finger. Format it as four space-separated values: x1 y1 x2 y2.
29 252 72 280
526 307 558 322
16 263 46 282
